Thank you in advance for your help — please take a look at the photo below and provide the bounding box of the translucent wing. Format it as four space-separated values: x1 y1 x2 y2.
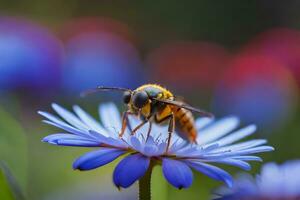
153 98 214 118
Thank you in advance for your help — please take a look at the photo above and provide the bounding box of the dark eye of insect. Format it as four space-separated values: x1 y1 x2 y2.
132 91 149 108
123 91 131 104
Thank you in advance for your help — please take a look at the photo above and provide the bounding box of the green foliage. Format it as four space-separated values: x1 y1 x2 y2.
0 162 25 200
0 166 14 200
0 106 28 194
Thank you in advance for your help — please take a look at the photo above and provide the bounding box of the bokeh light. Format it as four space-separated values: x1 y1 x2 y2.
213 54 298 129
242 28 300 86
0 17 63 94
147 41 231 91
60 17 145 94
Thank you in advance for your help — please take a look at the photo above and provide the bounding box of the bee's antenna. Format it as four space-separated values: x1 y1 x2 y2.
80 86 132 97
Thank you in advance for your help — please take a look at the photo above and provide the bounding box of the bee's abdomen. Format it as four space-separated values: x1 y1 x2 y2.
173 107 197 143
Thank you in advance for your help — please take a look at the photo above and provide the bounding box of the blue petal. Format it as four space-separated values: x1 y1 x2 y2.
175 145 199 157
42 133 100 146
38 111 70 127
162 159 193 189
201 146 274 160
157 143 167 155
169 139 189 153
206 158 251 171
113 154 150 188
142 137 159 156
223 146 274 157
41 118 90 138
99 103 122 130
232 156 262 162
195 117 214 130
213 139 267 153
216 125 257 146
73 148 125 170
187 161 233 187
42 133 88 143
89 130 128 148
52 103 89 130
202 143 220 152
73 105 109 137
197 116 240 145
130 136 142 152
56 139 100 147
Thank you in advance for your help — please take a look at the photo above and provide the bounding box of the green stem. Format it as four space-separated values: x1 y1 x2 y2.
139 164 153 200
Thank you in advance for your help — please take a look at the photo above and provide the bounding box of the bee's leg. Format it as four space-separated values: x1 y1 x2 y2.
131 120 148 136
145 122 152 142
119 111 134 138
166 113 175 153
154 113 175 153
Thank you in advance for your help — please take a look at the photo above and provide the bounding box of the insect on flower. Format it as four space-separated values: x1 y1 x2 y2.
39 103 274 189
82 84 214 152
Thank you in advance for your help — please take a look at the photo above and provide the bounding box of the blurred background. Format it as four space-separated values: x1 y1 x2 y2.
0 1 300 199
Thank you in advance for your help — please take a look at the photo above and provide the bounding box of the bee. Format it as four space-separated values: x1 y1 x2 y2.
83 84 213 152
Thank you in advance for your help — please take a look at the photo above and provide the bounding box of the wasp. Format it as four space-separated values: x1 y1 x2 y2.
83 84 213 152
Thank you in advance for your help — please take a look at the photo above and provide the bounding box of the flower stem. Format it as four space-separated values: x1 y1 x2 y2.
139 163 153 200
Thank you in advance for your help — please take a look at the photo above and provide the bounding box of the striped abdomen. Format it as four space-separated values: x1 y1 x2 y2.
173 107 197 143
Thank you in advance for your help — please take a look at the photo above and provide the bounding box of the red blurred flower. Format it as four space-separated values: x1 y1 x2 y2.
242 28 300 86
147 41 231 90
213 54 298 129
60 17 136 44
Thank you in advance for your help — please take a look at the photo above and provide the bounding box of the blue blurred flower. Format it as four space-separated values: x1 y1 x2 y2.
0 17 63 92
62 32 144 94
216 160 300 200
39 103 273 189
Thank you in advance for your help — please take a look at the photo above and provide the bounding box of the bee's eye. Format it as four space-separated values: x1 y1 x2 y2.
123 91 131 104
132 91 149 108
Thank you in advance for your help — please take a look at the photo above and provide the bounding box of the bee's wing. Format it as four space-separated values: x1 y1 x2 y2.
174 95 185 102
153 98 214 118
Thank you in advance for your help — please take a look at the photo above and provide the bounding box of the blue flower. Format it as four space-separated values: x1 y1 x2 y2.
216 160 300 199
0 17 62 92
39 103 274 189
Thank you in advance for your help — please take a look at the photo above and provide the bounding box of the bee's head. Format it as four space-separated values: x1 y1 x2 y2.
123 90 149 109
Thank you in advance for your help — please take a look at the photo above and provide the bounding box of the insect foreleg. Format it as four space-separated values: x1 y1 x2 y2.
131 120 149 135
119 111 134 138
